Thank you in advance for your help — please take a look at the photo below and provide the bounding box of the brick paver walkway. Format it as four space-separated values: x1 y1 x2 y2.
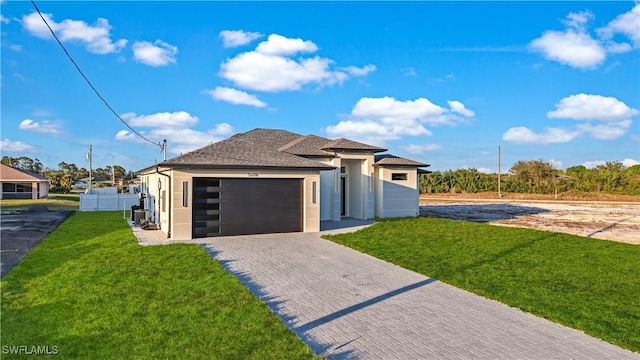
200 232 638 359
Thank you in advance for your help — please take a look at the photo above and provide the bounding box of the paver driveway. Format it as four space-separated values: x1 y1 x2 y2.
200 229 639 359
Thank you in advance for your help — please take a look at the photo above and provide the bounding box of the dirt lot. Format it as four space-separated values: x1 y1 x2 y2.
419 198 640 245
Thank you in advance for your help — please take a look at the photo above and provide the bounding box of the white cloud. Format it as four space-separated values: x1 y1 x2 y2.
115 111 233 155
325 97 474 145
576 119 632 140
0 14 9 24
563 11 594 31
529 5 640 69
447 100 475 117
547 94 638 121
22 12 127 54
0 138 36 153
115 130 138 142
597 4 640 46
121 111 199 128
477 167 493 174
204 87 267 108
340 64 377 77
400 143 442 154
219 33 375 92
502 126 581 144
622 158 640 167
10 44 23 52
401 67 417 76
219 30 263 48
220 52 334 92
132 40 178 67
19 119 60 134
582 160 606 169
549 159 564 169
505 94 638 145
528 29 605 69
255 34 318 56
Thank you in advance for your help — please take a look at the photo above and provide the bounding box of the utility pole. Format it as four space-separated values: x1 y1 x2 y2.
112 155 115 186
498 145 501 199
88 145 93 189
163 139 167 161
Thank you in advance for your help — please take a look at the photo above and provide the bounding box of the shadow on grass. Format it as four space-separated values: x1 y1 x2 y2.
202 245 355 359
420 203 549 222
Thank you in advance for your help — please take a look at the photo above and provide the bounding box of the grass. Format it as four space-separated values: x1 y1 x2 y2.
0 194 80 211
324 217 640 352
1 211 316 359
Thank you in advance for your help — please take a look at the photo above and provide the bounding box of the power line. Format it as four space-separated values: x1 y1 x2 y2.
30 0 162 150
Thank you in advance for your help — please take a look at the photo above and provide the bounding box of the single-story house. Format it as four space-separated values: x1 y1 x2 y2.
0 164 50 200
138 128 429 240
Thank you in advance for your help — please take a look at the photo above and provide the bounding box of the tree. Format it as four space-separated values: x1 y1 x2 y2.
58 161 79 178
1 156 43 174
509 160 555 193
113 165 126 179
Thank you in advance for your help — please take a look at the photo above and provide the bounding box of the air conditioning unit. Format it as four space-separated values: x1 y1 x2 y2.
134 210 151 225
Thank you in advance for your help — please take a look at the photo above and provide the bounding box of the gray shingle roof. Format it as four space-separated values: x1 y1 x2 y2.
279 135 334 157
152 128 428 171
161 129 334 169
322 138 387 153
374 154 430 167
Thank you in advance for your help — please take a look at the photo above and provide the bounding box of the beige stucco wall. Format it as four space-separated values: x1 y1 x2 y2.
320 152 376 220
375 166 420 218
141 167 322 240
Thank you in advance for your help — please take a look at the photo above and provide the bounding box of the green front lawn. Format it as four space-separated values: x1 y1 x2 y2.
0 194 80 211
324 217 640 352
1 212 315 359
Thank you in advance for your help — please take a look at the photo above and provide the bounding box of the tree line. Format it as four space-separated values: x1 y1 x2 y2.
1 156 134 193
421 160 640 196
4 156 639 196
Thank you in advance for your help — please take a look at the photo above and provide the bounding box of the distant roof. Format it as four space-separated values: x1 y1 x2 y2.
374 154 430 167
145 128 426 171
0 164 50 182
322 138 387 153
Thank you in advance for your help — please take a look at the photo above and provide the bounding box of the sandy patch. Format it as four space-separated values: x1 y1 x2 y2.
419 200 640 245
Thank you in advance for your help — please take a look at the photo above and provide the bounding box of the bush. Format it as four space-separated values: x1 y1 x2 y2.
49 186 71 194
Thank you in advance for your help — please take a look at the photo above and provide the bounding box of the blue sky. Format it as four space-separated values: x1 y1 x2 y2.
1 1 639 173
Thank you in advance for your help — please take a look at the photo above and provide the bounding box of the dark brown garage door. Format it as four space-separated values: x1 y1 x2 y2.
192 178 303 238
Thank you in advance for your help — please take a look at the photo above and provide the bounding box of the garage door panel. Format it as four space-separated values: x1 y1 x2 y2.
193 178 303 238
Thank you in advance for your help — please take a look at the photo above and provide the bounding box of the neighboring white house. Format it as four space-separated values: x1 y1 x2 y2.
0 164 50 200
138 128 429 240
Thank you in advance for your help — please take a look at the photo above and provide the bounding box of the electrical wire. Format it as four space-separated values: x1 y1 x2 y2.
30 0 164 151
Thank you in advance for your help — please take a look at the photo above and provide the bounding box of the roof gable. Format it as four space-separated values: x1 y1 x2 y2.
374 154 430 167
322 138 387 153
279 135 333 157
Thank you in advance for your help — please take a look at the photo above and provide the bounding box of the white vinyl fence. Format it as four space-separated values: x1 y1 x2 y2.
80 194 140 212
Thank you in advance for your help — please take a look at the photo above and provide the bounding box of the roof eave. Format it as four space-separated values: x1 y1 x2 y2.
150 163 336 171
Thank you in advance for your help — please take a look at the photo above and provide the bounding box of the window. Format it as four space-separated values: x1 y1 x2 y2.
3 183 15 192
312 181 317 204
182 181 189 207
391 173 407 181
16 184 31 192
